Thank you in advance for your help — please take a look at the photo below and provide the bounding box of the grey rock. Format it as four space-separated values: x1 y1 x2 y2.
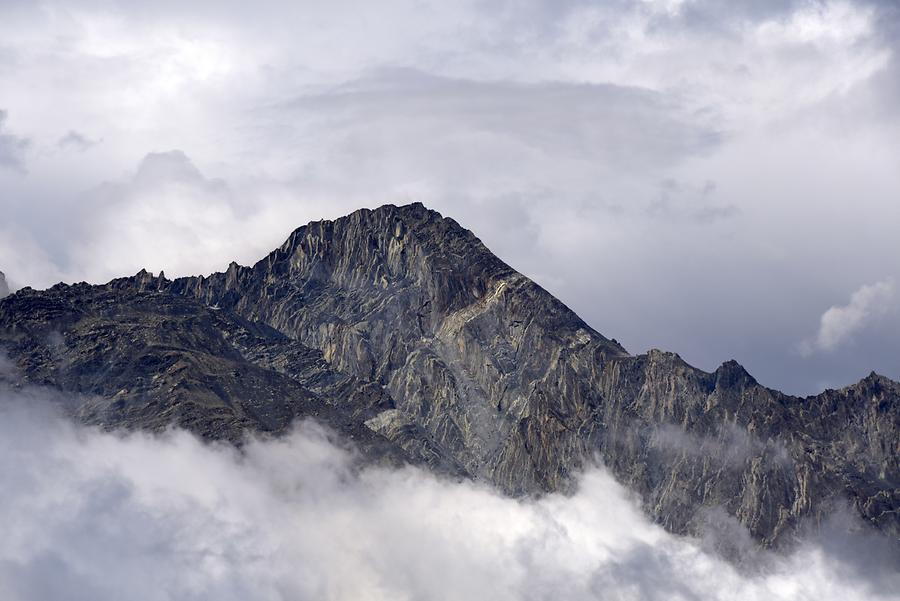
0 203 897 550
0 271 8 299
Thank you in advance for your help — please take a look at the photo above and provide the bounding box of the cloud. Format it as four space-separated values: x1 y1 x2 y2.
0 390 896 601
645 178 739 223
0 63 725 287
801 279 896 355
649 422 792 468
58 130 100 152
284 69 723 171
69 150 265 281
3 149 315 285
0 110 28 172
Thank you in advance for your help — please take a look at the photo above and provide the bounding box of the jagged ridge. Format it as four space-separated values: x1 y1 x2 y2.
0 202 897 549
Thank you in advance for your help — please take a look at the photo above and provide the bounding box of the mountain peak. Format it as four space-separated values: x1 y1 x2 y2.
1 204 897 549
214 200 521 318
0 270 8 299
714 359 757 387
847 371 897 394
377 200 430 213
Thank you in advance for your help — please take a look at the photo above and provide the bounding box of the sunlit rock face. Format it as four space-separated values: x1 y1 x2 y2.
1 203 897 549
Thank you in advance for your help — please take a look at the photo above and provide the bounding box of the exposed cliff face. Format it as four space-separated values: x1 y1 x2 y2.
0 284 425 466
0 271 8 299
156 204 628 489
0 203 897 549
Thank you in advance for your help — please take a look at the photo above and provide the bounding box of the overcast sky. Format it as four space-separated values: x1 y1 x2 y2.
1 0 898 395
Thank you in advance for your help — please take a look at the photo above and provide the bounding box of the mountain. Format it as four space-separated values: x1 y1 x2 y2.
0 270 8 299
0 203 897 549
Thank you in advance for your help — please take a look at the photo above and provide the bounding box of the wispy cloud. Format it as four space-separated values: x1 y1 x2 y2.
0 390 896 601
800 278 896 355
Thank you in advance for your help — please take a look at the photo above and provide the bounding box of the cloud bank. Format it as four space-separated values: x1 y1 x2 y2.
801 279 896 355
0 390 897 601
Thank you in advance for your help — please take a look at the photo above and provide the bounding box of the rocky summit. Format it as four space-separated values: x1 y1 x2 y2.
0 203 897 549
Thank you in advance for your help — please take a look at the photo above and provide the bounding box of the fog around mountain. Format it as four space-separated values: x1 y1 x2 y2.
1 388 897 601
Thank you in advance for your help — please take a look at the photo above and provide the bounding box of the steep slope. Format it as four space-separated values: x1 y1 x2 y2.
0 281 458 472
158 203 629 489
0 203 897 549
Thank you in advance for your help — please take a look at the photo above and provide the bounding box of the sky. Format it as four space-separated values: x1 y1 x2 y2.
0 391 898 601
0 0 899 394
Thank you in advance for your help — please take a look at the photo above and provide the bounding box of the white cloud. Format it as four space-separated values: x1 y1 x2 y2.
801 279 896 355
0 391 896 601
0 150 325 285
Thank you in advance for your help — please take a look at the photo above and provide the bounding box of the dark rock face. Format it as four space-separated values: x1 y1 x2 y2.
0 283 428 469
0 203 897 549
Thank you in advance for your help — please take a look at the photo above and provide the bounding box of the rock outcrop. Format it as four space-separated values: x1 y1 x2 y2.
0 203 897 549
0 271 8 299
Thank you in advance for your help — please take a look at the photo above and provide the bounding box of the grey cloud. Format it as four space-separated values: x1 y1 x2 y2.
286 69 723 172
864 0 900 116
58 131 100 152
646 178 739 224
0 110 28 172
0 391 896 601
131 150 222 189
670 0 815 31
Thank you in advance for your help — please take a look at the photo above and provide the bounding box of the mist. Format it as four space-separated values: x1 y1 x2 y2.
0 389 896 601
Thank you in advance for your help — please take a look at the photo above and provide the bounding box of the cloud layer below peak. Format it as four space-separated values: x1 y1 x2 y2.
0 391 897 601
